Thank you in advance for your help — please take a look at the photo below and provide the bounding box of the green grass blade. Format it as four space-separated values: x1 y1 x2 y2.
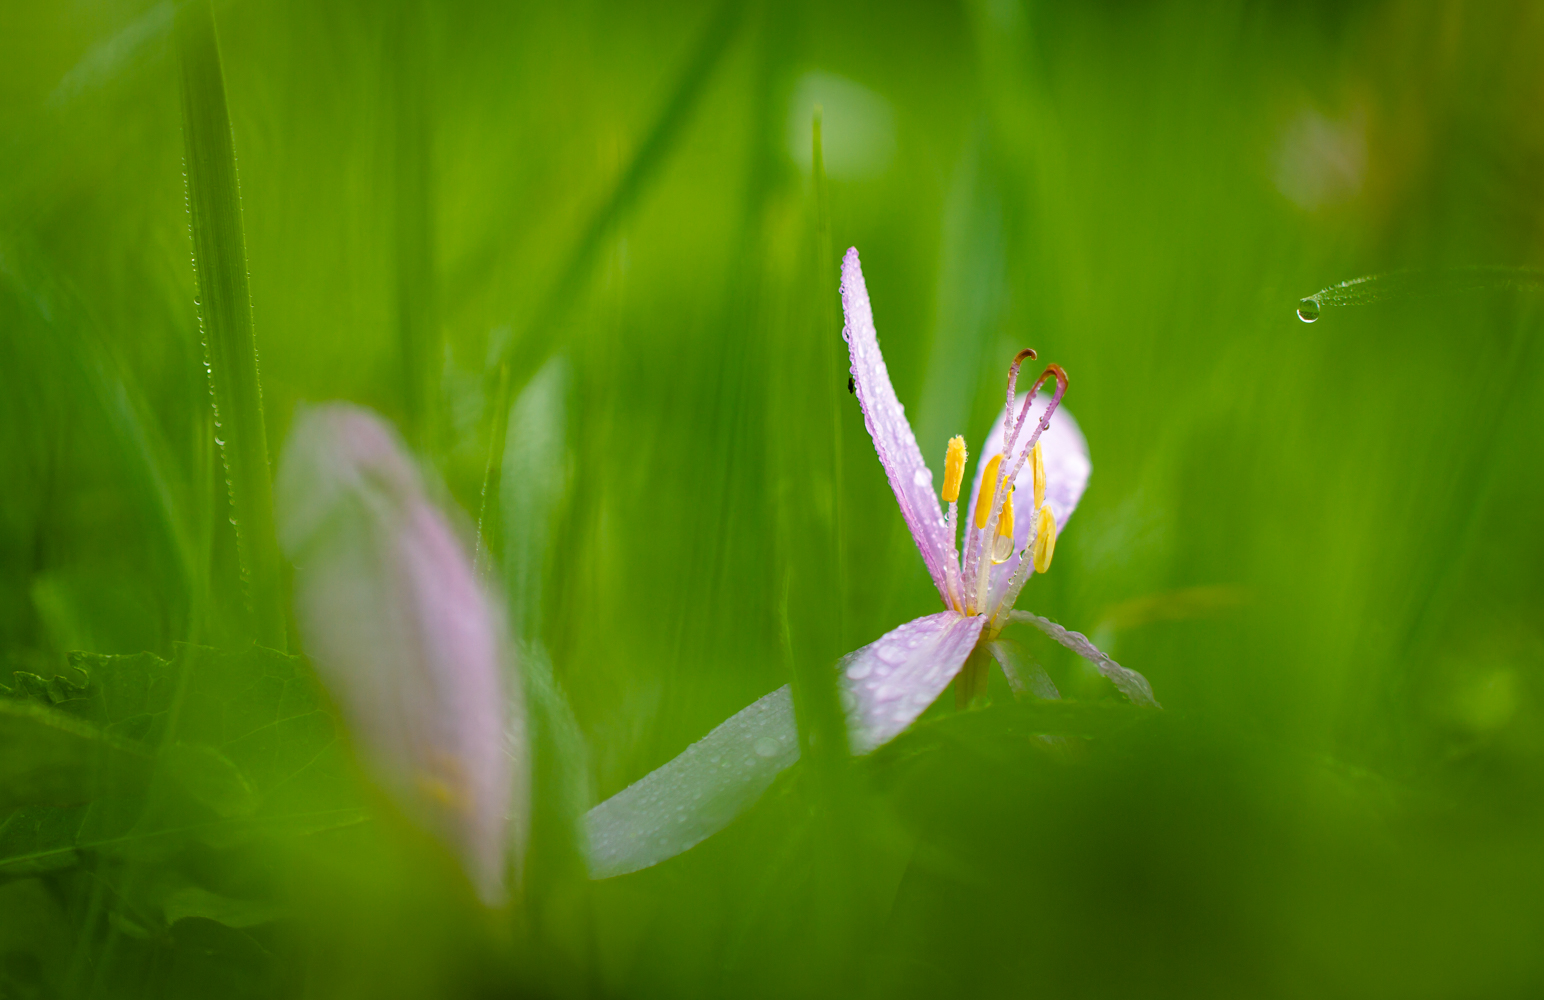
479 0 743 436
175 0 285 649
388 1 441 452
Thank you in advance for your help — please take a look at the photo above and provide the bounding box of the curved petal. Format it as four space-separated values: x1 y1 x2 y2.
1006 610 1160 708
965 395 1091 596
584 686 799 879
276 404 520 905
841 611 986 754
841 247 953 604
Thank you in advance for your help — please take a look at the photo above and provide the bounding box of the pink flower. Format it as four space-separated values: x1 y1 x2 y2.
585 249 1154 878
837 246 1156 752
276 404 524 905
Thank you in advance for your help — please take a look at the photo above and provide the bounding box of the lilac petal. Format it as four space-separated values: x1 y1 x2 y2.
584 686 799 879
988 638 1060 700
276 404 521 905
966 395 1091 596
1006 610 1160 708
583 615 984 878
841 611 987 754
841 248 954 604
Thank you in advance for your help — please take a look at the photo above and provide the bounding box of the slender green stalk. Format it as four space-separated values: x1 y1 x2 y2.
176 0 285 650
389 0 440 451
781 111 850 769
813 109 848 652
473 362 512 580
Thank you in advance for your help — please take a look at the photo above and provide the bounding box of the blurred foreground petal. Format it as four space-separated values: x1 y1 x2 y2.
276 403 522 905
585 686 799 879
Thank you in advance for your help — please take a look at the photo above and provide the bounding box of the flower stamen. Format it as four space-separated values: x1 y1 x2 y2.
991 489 1015 564
1032 505 1057 573
941 435 968 612
1030 440 1045 511
973 454 1005 530
943 436 967 503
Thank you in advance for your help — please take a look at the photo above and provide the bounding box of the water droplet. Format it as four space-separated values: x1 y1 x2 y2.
847 659 872 680
912 468 931 489
1297 297 1321 323
753 737 780 758
877 643 905 665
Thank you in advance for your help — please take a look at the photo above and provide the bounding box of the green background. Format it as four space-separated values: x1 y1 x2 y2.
3 0 1543 996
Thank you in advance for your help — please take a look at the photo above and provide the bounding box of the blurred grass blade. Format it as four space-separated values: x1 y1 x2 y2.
0 241 203 642
47 0 174 109
176 0 285 649
473 362 512 575
500 358 570 642
782 112 848 768
482 0 743 432
388 0 440 451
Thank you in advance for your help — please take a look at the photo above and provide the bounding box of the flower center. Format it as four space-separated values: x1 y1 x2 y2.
937 350 1068 621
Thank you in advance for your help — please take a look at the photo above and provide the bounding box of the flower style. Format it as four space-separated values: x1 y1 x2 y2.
584 248 1154 879
276 404 526 906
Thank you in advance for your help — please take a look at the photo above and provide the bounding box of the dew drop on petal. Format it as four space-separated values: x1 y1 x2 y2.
912 468 932 489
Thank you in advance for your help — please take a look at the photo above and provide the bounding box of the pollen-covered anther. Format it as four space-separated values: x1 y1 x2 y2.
943 435 967 503
1031 440 1045 511
991 490 1015 564
973 454 1004 530
1032 505 1057 573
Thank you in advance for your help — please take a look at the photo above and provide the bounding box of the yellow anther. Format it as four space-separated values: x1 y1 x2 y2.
1032 505 1057 573
990 489 1015 564
1031 441 1045 511
974 454 1004 529
943 436 967 503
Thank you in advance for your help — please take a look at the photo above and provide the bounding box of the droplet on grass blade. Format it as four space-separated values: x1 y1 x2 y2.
1297 297 1321 322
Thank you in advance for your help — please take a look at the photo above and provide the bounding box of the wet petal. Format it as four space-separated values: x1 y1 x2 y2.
841 611 986 754
276 404 521 905
841 247 953 604
583 614 986 878
1006 610 1160 708
584 686 799 879
966 395 1091 596
988 638 1060 700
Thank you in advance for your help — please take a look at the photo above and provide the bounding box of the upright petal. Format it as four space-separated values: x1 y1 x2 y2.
276 404 521 905
966 395 1091 597
585 686 799 879
842 247 953 604
841 611 986 754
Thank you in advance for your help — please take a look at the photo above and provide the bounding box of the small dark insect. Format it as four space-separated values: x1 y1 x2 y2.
847 375 855 394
